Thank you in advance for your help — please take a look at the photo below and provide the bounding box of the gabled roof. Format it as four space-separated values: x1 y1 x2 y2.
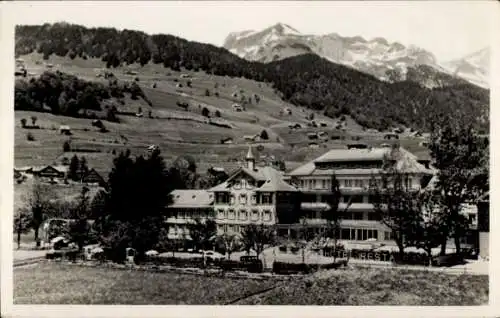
169 190 214 208
208 165 298 192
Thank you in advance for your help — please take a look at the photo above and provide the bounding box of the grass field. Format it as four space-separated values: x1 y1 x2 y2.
14 262 487 305
237 267 489 305
14 262 277 305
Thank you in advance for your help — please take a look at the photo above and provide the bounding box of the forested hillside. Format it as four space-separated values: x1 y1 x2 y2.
15 23 489 132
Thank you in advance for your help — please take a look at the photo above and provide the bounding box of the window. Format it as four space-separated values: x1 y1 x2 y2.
234 225 240 233
218 225 224 233
228 209 235 219
345 179 353 187
251 209 259 221
262 193 272 204
357 229 363 241
351 195 364 203
241 179 247 188
384 231 393 241
354 180 364 188
230 194 235 205
240 194 247 204
179 210 185 219
233 180 241 189
405 177 413 189
468 214 476 223
263 210 272 221
308 180 314 189
251 194 257 205
239 209 247 220
322 179 327 189
341 228 351 240
353 212 364 220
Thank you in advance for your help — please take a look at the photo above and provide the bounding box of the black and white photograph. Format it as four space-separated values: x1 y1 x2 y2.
0 0 496 315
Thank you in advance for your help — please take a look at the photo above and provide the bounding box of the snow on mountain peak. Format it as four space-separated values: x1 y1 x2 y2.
223 23 489 88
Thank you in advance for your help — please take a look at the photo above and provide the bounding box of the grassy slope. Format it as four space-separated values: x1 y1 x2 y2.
14 262 277 305
14 262 487 305
238 267 488 306
15 53 429 192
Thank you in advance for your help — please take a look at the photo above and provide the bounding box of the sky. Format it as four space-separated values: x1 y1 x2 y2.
3 1 497 62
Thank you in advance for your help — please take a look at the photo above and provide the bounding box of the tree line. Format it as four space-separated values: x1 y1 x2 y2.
15 23 489 132
14 70 150 121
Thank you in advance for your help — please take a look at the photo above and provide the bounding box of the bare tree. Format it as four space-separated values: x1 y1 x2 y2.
14 207 32 249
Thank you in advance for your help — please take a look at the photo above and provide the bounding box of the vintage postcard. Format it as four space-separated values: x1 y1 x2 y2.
0 1 498 317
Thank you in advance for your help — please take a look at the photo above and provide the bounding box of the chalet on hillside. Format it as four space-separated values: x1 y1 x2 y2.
33 165 66 179
220 137 234 144
232 103 243 112
59 125 71 135
82 168 106 186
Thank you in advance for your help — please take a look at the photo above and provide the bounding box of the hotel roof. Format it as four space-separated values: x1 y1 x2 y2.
169 190 214 208
209 165 298 192
288 147 433 176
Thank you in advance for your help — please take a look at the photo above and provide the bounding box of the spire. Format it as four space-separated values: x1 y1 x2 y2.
246 145 255 170
246 145 255 160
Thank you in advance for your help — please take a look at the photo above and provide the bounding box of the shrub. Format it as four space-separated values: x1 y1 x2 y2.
205 89 210 97
26 132 35 141
201 107 210 117
215 110 221 117
260 130 269 140
272 262 315 275
20 118 27 128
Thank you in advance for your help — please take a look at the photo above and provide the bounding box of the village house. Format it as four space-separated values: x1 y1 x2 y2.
82 168 106 186
283 147 434 242
32 165 67 180
59 125 71 135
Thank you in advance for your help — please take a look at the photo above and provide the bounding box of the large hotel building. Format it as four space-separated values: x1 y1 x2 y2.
166 145 481 247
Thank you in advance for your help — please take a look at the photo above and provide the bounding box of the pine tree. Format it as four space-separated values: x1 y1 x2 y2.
79 156 89 181
68 186 92 251
68 155 80 181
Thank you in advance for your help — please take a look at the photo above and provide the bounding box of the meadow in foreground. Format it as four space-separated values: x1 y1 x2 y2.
14 262 488 305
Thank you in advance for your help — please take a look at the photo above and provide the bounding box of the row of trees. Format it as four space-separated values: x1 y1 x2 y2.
15 23 489 132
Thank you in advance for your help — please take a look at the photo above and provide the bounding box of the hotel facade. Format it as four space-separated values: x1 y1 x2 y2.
281 147 434 243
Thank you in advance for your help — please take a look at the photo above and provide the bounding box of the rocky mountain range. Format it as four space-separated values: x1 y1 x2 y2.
223 23 490 88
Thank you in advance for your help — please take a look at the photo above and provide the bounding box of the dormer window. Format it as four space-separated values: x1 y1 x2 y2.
233 180 241 190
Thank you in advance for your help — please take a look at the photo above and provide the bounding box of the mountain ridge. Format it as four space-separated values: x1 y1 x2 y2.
223 23 489 88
